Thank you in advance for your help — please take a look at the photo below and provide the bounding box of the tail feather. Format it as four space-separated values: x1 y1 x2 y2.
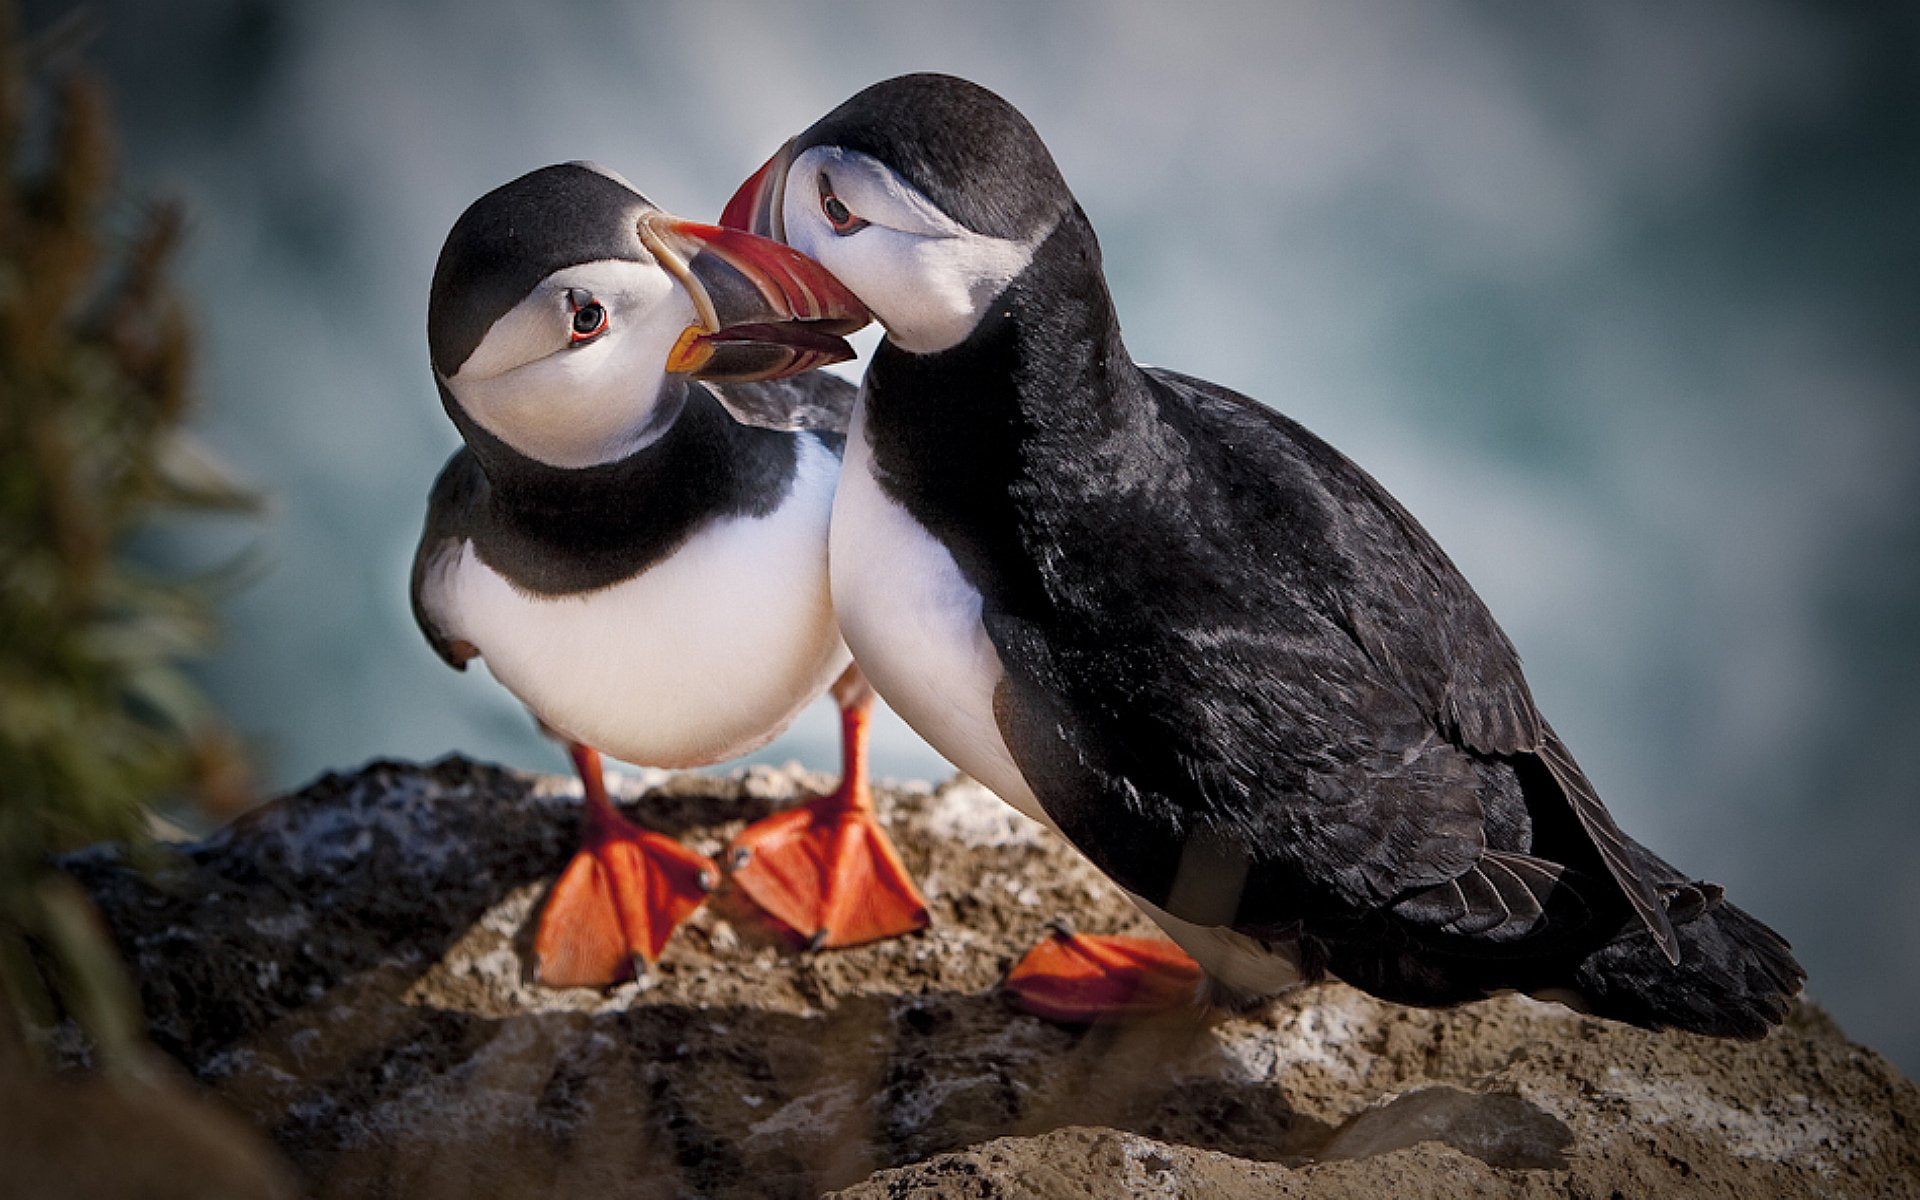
1568 874 1805 1040
1320 852 1805 1039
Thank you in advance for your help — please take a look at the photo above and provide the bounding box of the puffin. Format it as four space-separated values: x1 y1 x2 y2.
414 162 928 988
720 74 1805 1035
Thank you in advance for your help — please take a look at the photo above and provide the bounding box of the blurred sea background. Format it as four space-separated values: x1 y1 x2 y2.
23 1 1917 1074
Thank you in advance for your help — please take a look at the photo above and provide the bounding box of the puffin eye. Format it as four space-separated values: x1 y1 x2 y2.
567 292 608 345
818 174 868 236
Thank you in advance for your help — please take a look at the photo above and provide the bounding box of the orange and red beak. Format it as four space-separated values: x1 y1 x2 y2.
719 140 795 243
640 195 863 384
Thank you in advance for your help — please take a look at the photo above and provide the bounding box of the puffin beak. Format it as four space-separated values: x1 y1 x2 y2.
719 140 794 243
640 201 866 384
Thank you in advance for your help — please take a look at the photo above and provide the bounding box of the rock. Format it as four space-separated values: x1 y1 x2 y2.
1317 1086 1572 1170
53 758 1920 1199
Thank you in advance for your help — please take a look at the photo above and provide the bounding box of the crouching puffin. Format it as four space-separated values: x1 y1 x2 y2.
414 163 928 987
721 75 1805 1035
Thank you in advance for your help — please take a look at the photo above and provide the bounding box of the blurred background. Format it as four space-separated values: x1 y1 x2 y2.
20 1 1916 1074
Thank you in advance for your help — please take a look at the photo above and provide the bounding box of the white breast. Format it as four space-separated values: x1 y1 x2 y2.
447 436 850 768
828 399 1051 828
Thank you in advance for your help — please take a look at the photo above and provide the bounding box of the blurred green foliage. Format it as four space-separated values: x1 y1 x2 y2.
0 3 254 1071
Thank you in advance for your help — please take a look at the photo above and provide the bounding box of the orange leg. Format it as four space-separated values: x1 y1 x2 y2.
726 671 931 949
533 743 717 988
1003 928 1206 1023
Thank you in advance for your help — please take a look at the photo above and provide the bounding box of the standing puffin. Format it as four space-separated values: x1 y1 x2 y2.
415 163 928 988
721 75 1804 1035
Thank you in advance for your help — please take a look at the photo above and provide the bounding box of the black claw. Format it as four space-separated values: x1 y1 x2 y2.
1042 918 1078 940
697 868 717 893
630 954 648 981
806 928 829 952
730 847 752 871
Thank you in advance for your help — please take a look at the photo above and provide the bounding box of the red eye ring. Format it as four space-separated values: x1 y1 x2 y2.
818 174 868 236
568 295 608 345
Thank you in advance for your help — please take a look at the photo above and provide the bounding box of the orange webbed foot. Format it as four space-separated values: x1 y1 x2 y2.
534 744 717 988
727 788 930 949
1003 929 1206 1023
727 671 929 951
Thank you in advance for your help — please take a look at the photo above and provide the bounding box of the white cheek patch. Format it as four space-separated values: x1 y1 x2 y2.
444 259 696 468
783 147 1042 355
452 297 563 385
839 225 1036 354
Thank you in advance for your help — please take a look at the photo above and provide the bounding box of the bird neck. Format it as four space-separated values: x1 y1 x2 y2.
444 379 794 546
989 202 1139 419
861 205 1156 604
869 202 1145 440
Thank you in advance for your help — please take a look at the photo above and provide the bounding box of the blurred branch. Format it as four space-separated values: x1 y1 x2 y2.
0 0 257 1073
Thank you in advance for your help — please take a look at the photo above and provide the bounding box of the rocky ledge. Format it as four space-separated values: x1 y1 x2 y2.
38 758 1920 1198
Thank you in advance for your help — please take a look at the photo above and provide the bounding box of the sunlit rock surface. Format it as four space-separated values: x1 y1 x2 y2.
59 759 1920 1199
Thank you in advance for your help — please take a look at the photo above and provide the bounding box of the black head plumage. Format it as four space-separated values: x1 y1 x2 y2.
795 73 1073 242
428 163 651 377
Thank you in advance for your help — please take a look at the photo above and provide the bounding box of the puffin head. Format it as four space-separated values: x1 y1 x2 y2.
722 74 1076 356
429 162 867 469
